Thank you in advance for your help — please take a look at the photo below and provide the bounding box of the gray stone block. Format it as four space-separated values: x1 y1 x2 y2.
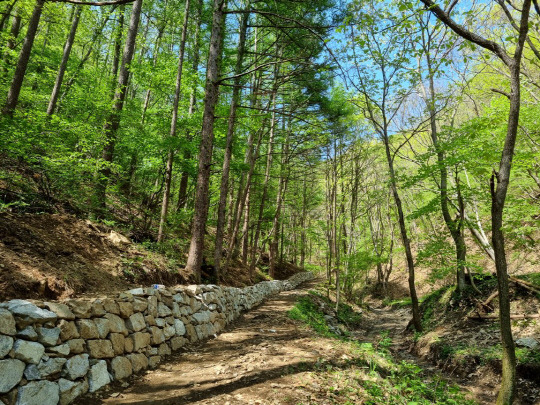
0 359 25 393
88 360 110 393
13 340 45 364
63 354 89 380
16 380 59 405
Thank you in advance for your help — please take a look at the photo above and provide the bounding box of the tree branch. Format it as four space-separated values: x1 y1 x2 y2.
419 0 512 66
491 88 511 99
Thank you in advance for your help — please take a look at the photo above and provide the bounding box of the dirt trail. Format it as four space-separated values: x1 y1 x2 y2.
85 280 330 404
83 282 472 405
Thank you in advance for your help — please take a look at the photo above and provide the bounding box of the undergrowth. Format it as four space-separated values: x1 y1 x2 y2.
288 291 476 404
288 291 362 338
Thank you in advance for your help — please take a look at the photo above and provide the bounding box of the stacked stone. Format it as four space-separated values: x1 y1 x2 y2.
0 271 313 405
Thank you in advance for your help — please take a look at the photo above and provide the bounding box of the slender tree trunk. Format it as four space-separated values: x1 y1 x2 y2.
421 54 467 292
177 0 203 211
269 135 289 278
225 73 265 273
249 71 278 275
0 0 17 32
95 0 142 212
140 22 165 123
300 176 307 268
491 54 527 405
1 3 21 78
241 186 250 263
2 0 44 116
325 150 333 283
47 5 82 115
185 0 227 281
227 69 262 259
157 0 191 243
224 122 264 273
382 133 422 331
56 7 116 111
213 6 249 277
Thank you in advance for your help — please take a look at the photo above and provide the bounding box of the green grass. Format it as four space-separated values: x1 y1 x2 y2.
288 292 477 404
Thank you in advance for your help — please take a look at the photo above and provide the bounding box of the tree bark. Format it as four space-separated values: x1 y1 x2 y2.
249 68 278 276
56 7 116 111
47 5 82 115
241 185 251 263
419 45 467 293
0 0 17 32
140 21 165 124
382 134 422 331
185 0 227 281
1 3 21 78
269 133 289 278
2 0 45 116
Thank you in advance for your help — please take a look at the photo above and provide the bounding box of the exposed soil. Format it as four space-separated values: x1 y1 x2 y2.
0 212 188 301
410 292 540 405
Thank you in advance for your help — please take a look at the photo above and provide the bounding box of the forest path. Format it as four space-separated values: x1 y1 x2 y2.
86 280 475 405
92 279 333 404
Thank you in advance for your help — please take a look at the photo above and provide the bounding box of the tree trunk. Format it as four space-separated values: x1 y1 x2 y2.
416 36 469 292
241 186 250 263
300 176 307 268
157 0 191 243
1 3 21 78
249 70 278 275
269 136 289 278
140 21 165 124
47 5 82 116
491 56 525 405
185 0 227 281
2 0 44 116
214 6 249 278
382 134 422 331
95 0 142 212
177 0 204 211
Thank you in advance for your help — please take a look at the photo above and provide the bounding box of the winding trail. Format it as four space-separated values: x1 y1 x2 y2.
81 280 476 405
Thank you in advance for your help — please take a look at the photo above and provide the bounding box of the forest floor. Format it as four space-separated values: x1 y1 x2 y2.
80 279 493 405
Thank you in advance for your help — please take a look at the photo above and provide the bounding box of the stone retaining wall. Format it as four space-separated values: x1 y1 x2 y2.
0 272 313 405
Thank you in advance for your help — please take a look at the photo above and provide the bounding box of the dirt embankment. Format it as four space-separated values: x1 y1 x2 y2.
0 213 187 301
